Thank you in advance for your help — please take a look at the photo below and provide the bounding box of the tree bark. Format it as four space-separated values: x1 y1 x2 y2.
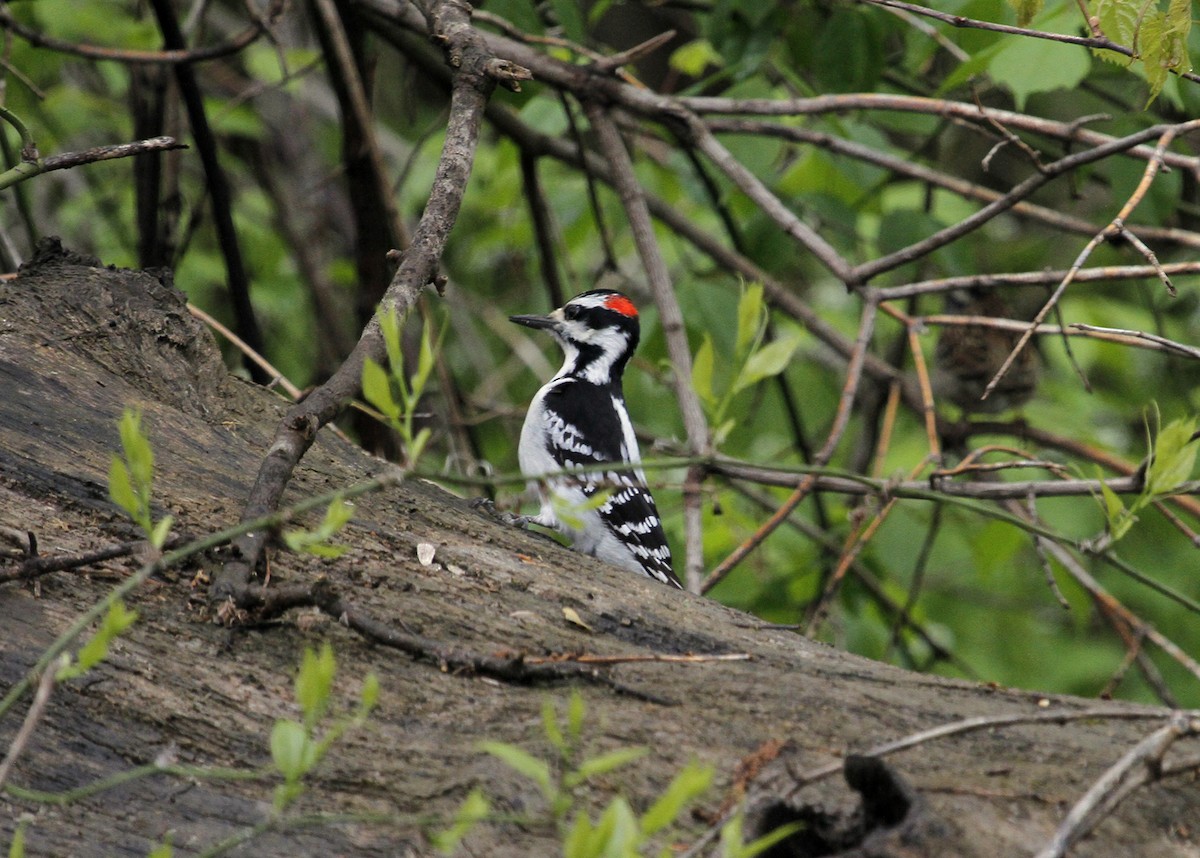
0 243 1196 856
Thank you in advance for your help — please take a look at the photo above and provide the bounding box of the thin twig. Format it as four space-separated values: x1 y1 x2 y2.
859 122 1199 285
681 706 1175 858
0 540 161 584
0 136 185 191
687 117 855 284
187 303 302 400
880 262 1200 300
796 708 1185 789
1034 712 1198 858
1069 324 1200 361
982 121 1200 402
0 654 65 790
521 652 751 666
704 117 1200 250
1025 490 1072 610
703 299 879 592
249 580 679 704
806 454 935 636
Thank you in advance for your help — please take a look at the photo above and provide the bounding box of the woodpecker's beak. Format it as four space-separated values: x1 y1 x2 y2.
509 313 558 330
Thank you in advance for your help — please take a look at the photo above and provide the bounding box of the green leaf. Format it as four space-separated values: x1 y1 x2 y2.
1166 0 1192 73
146 840 173 858
8 818 27 858
149 515 174 551
596 797 639 855
270 719 315 780
569 746 649 784
1006 0 1042 26
409 427 432 465
711 418 736 448
1096 0 1137 45
547 0 586 43
58 600 139 681
641 760 714 836
1099 479 1135 542
732 335 799 394
413 317 439 398
733 819 806 858
735 283 765 361
109 407 168 540
362 357 400 419
360 672 380 711
118 408 154 490
718 810 745 857
542 696 566 753
432 788 491 854
479 741 554 799
378 307 405 376
692 335 716 408
990 26 1089 109
284 499 354 559
563 811 598 858
669 39 724 77
553 490 612 531
1145 416 1198 496
108 457 139 521
1140 11 1170 103
1099 479 1124 523
295 643 336 726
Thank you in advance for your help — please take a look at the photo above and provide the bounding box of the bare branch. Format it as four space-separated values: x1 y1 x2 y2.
0 136 184 191
879 262 1200 300
585 101 710 592
705 118 1200 250
680 92 1200 175
212 27 499 602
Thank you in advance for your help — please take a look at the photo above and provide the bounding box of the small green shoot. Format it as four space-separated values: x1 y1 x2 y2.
718 810 804 858
361 307 443 467
431 788 491 854
283 498 354 559
270 643 379 813
692 283 801 447
145 838 174 858
437 690 799 857
56 600 138 682
108 408 173 549
1095 408 1198 546
478 690 650 825
7 815 29 858
550 487 613 532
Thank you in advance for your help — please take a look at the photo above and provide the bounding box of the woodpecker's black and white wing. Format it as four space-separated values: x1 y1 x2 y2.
534 377 681 588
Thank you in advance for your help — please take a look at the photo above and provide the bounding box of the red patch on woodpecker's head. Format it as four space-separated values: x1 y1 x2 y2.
604 294 638 318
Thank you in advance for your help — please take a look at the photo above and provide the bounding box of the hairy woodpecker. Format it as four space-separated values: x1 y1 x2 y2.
509 289 682 588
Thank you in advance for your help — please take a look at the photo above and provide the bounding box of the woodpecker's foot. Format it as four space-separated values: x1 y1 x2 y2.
471 497 531 528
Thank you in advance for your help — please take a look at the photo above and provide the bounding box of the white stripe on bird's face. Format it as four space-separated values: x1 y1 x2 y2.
551 319 631 386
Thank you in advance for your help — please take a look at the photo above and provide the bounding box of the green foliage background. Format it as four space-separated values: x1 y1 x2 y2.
3 0 1200 707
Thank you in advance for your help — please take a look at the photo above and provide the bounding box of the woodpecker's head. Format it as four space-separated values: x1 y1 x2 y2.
510 290 642 385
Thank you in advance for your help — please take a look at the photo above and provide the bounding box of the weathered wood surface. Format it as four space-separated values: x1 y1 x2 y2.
0 244 1196 857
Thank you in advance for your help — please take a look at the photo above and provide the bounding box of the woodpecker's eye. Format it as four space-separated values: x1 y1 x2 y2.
564 304 581 320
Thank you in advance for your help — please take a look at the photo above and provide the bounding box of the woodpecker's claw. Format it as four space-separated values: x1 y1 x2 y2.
471 498 531 528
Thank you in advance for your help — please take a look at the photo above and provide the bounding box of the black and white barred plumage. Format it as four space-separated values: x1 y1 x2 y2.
510 290 681 588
